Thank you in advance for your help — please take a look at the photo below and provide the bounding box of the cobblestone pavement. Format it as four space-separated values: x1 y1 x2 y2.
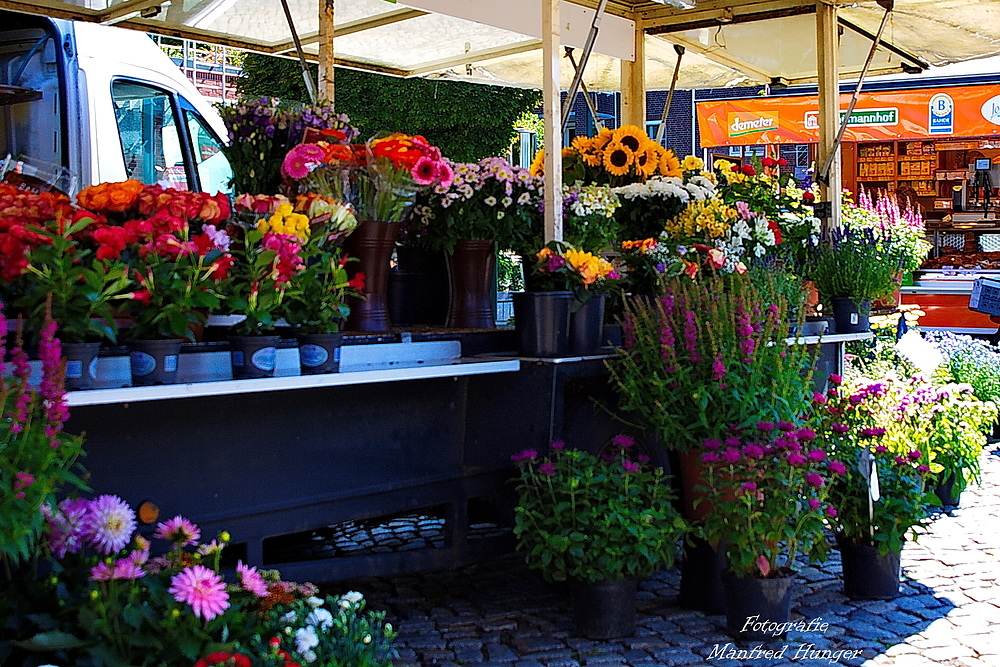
346 446 1000 667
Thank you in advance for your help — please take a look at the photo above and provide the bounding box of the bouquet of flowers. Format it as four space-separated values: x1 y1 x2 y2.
526 242 618 297
611 157 717 241
697 420 843 577
530 125 684 187
283 133 452 223
219 97 358 195
559 182 621 253
409 157 541 253
511 436 687 583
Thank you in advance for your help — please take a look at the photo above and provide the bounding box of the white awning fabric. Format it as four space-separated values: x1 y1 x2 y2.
0 0 997 90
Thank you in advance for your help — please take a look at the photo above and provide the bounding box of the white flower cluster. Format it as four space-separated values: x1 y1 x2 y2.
285 592 367 663
563 183 620 219
611 175 716 203
779 211 821 249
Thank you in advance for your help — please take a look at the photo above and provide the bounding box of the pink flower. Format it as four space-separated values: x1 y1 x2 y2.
611 434 635 449
411 156 440 185
740 481 757 493
550 440 565 451
812 392 827 405
831 423 850 434
237 562 269 597
805 472 824 488
705 248 726 269
828 460 847 475
825 505 838 518
795 428 816 441
742 444 765 459
828 374 843 385
169 564 230 621
875 445 888 453
539 462 557 476
721 448 741 464
907 450 922 461
155 515 201 548
703 438 722 450
808 498 821 510
777 421 796 432
436 161 455 188
787 451 806 466
622 460 641 473
44 497 90 558
701 452 721 463
756 421 775 432
14 472 34 490
281 143 327 180
511 449 537 462
82 495 136 556
807 449 826 462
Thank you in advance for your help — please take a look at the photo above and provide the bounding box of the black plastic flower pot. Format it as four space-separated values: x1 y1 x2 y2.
932 472 962 507
570 577 637 640
722 571 794 640
229 335 280 379
62 341 101 391
296 332 343 375
569 293 607 356
830 297 871 334
679 536 727 615
838 541 902 600
127 339 182 386
511 291 572 358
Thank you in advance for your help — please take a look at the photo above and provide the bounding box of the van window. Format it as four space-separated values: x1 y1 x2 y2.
111 80 188 189
185 109 232 195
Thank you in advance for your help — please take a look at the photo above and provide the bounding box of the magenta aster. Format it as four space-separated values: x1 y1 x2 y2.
155 515 201 547
236 562 269 597
44 497 90 558
82 495 136 555
169 564 230 621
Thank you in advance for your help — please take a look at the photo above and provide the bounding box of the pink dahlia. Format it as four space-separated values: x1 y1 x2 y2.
44 497 91 558
236 562 269 597
82 495 136 556
155 515 201 547
169 564 230 621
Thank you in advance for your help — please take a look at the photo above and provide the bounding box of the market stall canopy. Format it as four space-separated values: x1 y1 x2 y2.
2 0 999 90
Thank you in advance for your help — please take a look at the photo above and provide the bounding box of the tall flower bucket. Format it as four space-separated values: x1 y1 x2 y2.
447 239 495 329
512 291 572 358
344 220 398 332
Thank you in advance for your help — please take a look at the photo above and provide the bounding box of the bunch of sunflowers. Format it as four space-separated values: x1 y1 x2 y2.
530 125 683 185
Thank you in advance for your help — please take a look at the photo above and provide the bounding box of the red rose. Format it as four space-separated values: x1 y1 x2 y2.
92 225 128 260
740 164 756 176
777 158 788 166
802 191 815 203
761 157 777 168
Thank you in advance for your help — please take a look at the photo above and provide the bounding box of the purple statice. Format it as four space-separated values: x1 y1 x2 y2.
711 353 726 382
611 434 635 449
735 306 756 363
683 309 701 363
538 462 557 476
622 460 641 473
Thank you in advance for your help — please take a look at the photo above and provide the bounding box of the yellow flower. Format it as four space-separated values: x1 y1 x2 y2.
572 136 603 167
602 140 633 177
658 150 683 178
264 203 311 240
529 149 545 177
681 155 705 172
592 127 615 151
635 143 662 178
622 238 657 253
565 248 614 285
612 125 648 154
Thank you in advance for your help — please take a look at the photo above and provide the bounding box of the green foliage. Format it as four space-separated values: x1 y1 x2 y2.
807 226 904 302
511 439 687 584
283 247 359 334
237 54 541 161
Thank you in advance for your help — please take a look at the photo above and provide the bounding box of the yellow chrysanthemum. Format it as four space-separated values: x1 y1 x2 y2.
681 155 705 172
635 144 662 178
602 140 633 177
612 125 648 154
658 149 683 178
565 248 614 285
529 149 545 177
262 203 311 240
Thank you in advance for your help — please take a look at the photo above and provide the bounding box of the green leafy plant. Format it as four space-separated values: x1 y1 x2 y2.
511 436 687 583
850 189 930 273
697 420 840 578
284 247 364 334
608 273 817 453
222 225 305 336
807 224 904 304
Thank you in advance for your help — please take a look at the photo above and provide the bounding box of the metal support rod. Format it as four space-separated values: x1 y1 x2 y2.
565 48 604 133
818 1 893 185
560 0 609 131
278 0 318 104
655 44 685 144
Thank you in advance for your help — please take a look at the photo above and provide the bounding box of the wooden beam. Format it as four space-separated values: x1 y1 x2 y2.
816 0 842 230
318 0 334 103
644 3 816 35
542 0 563 243
620 22 645 128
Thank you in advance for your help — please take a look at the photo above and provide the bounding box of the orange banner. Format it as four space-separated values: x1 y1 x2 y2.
697 84 1000 147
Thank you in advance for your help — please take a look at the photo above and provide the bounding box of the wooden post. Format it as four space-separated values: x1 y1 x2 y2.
620 22 645 128
542 0 563 243
816 0 841 230
318 0 335 103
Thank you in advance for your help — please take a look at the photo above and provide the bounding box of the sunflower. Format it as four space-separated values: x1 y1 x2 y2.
612 125 647 154
591 127 615 151
635 143 662 178
602 140 633 176
572 136 603 167
659 149 683 178
529 149 545 177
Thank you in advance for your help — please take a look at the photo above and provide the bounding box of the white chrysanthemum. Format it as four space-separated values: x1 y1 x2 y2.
295 626 320 655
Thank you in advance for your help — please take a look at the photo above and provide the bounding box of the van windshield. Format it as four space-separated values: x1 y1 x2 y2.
112 80 189 189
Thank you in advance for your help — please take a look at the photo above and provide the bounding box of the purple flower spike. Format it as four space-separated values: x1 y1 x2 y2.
511 449 538 462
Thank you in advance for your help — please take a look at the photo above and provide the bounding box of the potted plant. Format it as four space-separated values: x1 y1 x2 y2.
807 225 903 333
698 420 843 638
221 216 306 380
811 374 933 599
0 185 131 389
282 133 452 331
410 156 541 328
510 436 687 639
515 243 617 358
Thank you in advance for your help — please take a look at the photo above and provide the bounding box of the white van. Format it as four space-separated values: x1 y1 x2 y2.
0 9 232 194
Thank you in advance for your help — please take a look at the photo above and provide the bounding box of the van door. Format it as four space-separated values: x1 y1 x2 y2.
110 78 231 193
